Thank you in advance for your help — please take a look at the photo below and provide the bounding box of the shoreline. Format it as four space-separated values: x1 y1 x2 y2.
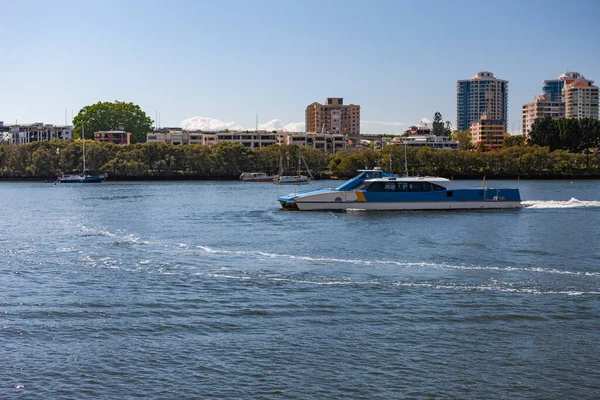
2 175 600 182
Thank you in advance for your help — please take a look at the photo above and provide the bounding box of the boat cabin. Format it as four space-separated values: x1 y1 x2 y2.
357 180 447 192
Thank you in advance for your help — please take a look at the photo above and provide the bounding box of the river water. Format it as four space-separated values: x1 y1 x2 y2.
2 179 600 399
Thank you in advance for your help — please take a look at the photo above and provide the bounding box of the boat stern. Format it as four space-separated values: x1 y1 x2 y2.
278 193 300 209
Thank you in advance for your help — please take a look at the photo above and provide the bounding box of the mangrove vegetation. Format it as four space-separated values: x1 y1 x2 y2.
1 140 599 180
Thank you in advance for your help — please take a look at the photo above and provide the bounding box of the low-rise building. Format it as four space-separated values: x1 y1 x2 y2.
94 130 131 145
146 130 279 148
8 122 73 144
0 122 10 144
404 125 432 136
470 117 505 149
391 134 458 150
282 132 348 153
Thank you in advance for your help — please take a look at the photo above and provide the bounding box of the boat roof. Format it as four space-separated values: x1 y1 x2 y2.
365 176 451 183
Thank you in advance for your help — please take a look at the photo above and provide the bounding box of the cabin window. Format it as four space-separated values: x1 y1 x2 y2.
383 183 396 192
366 182 385 192
354 182 370 190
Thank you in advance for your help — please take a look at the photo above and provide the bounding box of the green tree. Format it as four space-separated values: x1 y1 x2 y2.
529 116 560 150
444 120 453 136
209 141 250 178
451 130 473 150
432 112 445 136
503 134 525 148
557 118 582 152
73 101 154 143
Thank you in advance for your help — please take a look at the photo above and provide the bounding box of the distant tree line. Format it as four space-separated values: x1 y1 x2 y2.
1 140 599 180
528 117 600 152
0 141 329 180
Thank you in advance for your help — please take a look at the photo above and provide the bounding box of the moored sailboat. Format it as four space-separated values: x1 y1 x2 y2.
55 124 106 183
274 151 313 185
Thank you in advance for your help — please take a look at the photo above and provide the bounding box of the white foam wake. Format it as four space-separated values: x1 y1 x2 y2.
522 198 600 209
194 245 600 277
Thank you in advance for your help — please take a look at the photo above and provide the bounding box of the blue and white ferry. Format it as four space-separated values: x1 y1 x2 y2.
278 169 521 211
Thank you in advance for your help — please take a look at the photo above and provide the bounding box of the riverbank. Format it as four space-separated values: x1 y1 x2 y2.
1 140 599 180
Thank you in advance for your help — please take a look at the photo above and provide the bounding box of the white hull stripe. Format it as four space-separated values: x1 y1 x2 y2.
295 201 522 211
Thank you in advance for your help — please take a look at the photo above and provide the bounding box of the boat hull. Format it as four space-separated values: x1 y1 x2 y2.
57 175 105 183
293 200 522 211
279 187 522 211
241 177 276 182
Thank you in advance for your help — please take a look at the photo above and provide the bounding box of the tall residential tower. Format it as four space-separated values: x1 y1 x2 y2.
542 72 594 102
563 77 599 119
456 71 508 131
305 98 360 135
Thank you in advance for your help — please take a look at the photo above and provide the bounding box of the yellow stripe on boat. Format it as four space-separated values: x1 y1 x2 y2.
356 192 366 201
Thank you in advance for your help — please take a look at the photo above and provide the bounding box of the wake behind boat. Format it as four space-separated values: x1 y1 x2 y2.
278 168 521 211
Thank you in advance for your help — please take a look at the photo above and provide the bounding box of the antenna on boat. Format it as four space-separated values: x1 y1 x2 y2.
379 134 384 167
82 123 86 175
404 137 409 177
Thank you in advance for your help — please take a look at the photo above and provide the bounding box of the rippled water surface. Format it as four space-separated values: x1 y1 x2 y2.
2 179 600 399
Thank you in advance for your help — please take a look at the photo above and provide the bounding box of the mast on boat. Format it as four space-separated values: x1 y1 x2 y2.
82 124 86 175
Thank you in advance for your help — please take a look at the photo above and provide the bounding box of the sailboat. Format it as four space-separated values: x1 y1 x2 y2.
274 150 313 185
56 124 106 183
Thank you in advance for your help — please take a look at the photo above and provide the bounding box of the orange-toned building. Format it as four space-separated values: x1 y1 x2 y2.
94 130 131 145
470 117 505 149
522 94 564 138
305 98 360 135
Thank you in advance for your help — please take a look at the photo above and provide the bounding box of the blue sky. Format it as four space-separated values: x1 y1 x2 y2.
1 0 599 134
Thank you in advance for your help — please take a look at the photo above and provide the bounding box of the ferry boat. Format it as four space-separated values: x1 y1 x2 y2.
278 169 521 211
240 172 278 182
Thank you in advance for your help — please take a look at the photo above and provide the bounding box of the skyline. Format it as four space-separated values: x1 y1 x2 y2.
1 0 599 134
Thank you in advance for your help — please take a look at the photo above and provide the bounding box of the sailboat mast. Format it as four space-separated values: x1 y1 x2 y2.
82 124 86 175
404 138 408 177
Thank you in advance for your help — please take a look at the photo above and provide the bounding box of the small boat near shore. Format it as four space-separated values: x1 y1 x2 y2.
274 175 310 185
274 151 313 185
240 172 278 182
50 124 106 184
278 168 521 211
55 173 106 183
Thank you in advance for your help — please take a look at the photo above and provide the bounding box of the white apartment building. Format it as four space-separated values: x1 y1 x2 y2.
147 130 278 148
391 134 459 150
8 122 73 144
563 78 599 119
281 132 348 153
146 130 348 153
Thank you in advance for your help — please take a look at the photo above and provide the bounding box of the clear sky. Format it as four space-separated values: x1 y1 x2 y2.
1 0 599 134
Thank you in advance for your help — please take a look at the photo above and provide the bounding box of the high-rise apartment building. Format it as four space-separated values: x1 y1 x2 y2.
457 71 508 131
305 98 360 135
542 72 594 102
522 94 565 137
563 77 599 119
